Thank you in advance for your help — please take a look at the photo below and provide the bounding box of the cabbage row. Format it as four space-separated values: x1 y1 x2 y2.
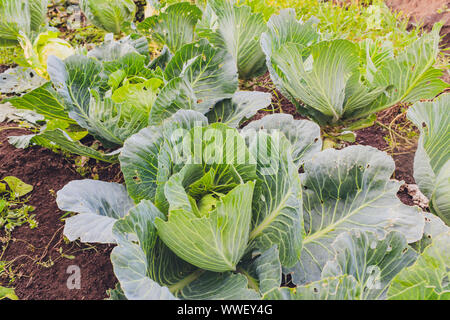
1 0 449 300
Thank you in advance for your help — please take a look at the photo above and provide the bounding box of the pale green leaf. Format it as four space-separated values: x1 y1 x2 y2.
2 176 33 197
242 129 303 267
287 146 425 285
387 233 450 300
206 91 271 128
408 93 450 225
322 230 418 300
242 114 322 167
80 0 136 35
264 275 358 300
138 2 202 53
198 0 267 79
56 180 134 243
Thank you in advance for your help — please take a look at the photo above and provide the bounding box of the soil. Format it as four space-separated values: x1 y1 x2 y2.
351 110 418 207
0 65 10 74
386 0 450 49
0 123 118 300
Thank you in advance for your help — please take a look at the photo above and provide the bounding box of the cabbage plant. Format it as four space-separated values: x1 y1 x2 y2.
262 10 449 142
138 1 269 80
55 111 322 298
8 34 272 162
0 1 75 81
138 2 202 53
54 109 439 300
8 35 161 162
196 0 268 79
80 0 137 35
408 93 450 225
18 30 74 79
0 0 47 47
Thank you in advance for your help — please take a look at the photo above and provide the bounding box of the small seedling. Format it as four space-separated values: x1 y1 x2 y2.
0 177 37 232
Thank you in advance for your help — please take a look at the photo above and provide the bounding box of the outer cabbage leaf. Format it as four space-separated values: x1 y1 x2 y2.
111 199 259 300
80 0 136 35
242 114 322 167
87 34 150 61
138 2 202 53
239 246 282 296
264 275 358 300
242 129 303 267
7 82 74 123
163 39 238 111
0 0 47 47
0 66 46 94
322 230 418 300
56 180 134 243
387 233 450 300
197 0 267 79
287 145 425 285
205 91 271 128
412 212 450 253
260 9 319 104
407 93 450 225
9 128 120 163
148 77 199 126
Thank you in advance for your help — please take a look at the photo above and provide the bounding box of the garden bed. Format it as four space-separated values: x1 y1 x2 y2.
0 123 119 299
0 0 449 300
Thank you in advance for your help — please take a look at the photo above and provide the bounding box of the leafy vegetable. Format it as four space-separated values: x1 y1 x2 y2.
18 30 74 79
0 176 36 232
0 286 18 300
138 2 202 53
57 111 317 299
197 0 267 79
0 0 48 47
407 93 450 225
8 35 163 161
151 38 238 124
388 232 450 300
286 146 424 285
56 104 439 300
263 14 448 131
80 0 137 35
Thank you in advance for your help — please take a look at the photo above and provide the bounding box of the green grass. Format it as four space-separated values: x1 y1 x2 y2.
239 0 423 53
0 47 21 66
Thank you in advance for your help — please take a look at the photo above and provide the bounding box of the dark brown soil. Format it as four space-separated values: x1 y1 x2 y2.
352 118 417 207
0 123 118 300
0 65 10 74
